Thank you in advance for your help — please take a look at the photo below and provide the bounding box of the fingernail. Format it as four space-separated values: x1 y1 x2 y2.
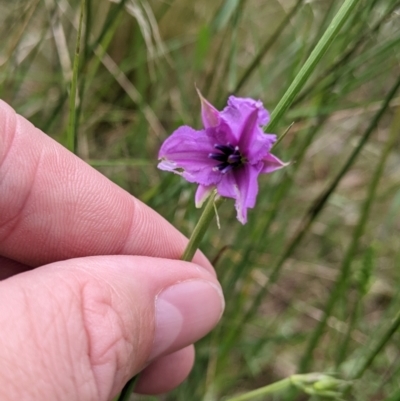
149 280 225 360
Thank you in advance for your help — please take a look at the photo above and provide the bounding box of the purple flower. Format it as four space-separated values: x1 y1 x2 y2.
158 90 287 224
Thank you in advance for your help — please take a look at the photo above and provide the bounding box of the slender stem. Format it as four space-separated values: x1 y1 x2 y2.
224 373 348 401
266 0 361 133
117 190 222 401
182 191 222 261
271 122 294 149
223 378 292 401
234 0 305 93
352 311 400 380
114 374 139 401
217 74 400 363
67 0 85 154
292 0 400 107
348 107 400 381
299 91 400 373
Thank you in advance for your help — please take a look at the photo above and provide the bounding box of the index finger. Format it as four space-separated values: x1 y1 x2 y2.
0 100 213 273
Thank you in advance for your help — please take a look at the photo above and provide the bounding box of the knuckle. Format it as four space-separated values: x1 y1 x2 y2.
0 107 42 245
79 276 136 399
0 101 17 170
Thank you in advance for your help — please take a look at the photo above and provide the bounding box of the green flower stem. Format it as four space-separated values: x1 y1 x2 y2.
223 378 292 401
224 373 348 401
117 191 222 401
182 190 222 261
113 375 139 401
266 0 360 134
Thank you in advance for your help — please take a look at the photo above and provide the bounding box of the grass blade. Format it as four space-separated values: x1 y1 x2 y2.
266 0 361 133
299 88 400 373
234 0 305 94
67 0 85 154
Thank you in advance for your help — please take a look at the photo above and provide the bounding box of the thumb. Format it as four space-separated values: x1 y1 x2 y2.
0 255 224 401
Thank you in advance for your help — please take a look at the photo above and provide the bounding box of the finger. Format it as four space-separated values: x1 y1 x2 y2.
0 255 224 401
135 346 195 395
0 256 30 280
0 100 212 273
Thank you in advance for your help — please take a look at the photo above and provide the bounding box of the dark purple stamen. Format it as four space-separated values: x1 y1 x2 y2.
221 165 234 174
208 153 227 162
209 143 245 173
227 154 241 164
214 144 235 155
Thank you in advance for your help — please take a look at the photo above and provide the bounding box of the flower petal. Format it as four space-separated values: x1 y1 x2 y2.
220 96 270 142
157 92 289 222
216 163 263 224
246 131 277 164
205 122 237 147
215 171 236 199
238 108 276 161
195 185 214 208
234 163 263 224
219 96 276 161
196 87 220 128
226 96 270 126
219 97 251 143
261 153 289 173
158 126 221 185
158 126 214 167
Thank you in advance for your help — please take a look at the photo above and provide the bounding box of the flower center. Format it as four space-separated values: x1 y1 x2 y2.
209 144 246 174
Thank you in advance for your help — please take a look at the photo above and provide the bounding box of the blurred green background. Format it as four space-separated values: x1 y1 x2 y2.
1 0 400 400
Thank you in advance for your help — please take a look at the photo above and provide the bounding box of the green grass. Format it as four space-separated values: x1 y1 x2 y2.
1 0 400 400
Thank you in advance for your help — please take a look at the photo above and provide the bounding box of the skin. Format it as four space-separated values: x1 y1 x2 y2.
0 100 225 401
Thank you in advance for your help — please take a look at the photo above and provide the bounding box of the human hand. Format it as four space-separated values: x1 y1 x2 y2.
0 100 224 401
